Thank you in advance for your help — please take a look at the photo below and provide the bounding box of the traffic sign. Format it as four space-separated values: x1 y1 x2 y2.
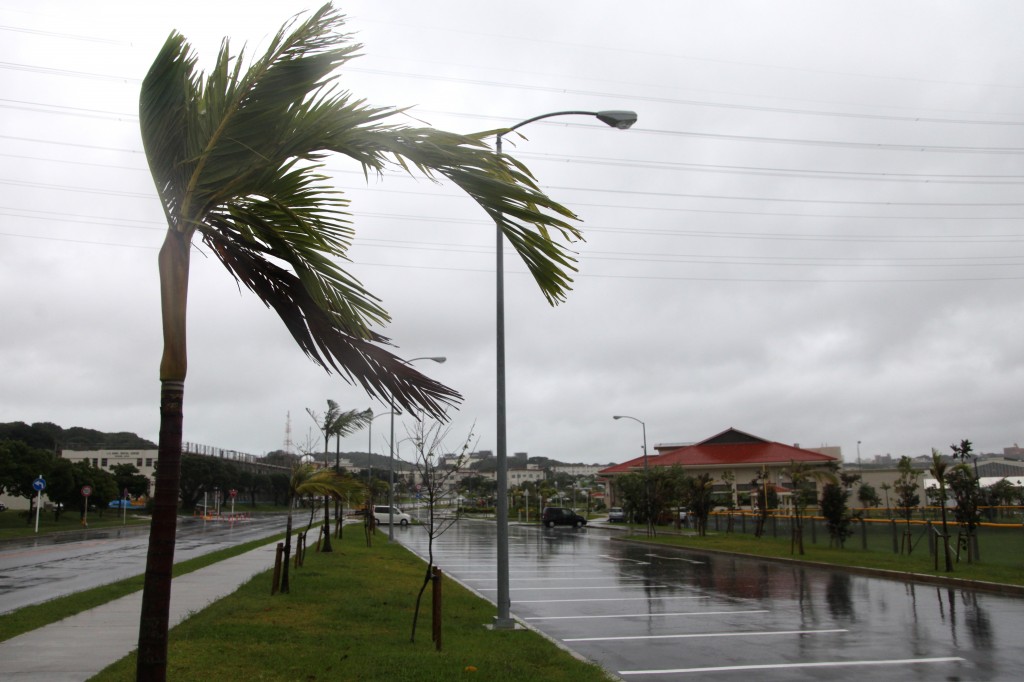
81 485 92 497
32 477 46 492
229 489 238 498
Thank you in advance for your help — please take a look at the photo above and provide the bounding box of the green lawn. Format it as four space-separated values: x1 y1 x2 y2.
92 528 610 682
631 518 1024 588
0 508 149 540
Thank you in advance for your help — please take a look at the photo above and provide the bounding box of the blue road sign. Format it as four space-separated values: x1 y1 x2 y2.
32 477 46 492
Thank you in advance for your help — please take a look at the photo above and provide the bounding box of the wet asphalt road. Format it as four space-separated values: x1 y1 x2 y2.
398 519 1024 681
0 514 285 615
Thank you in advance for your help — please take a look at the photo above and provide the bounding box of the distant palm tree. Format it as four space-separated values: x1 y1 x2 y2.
307 402 371 551
135 5 582 679
784 461 837 555
281 463 364 593
929 450 953 572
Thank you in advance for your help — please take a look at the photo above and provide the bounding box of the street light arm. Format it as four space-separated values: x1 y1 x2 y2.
501 110 638 137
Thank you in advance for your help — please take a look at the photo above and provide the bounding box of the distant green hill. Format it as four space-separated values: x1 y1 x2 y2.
0 421 157 451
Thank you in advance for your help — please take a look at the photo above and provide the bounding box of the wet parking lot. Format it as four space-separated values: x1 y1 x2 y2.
399 520 1024 681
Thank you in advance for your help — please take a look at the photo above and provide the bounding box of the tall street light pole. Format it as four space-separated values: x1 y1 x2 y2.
367 410 395 513
613 415 650 536
493 109 637 631
389 356 446 540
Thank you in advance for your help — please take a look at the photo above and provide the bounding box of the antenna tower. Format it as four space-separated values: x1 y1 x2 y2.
284 411 294 454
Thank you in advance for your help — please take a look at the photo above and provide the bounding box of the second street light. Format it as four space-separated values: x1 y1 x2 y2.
613 414 651 537
389 356 446 540
493 109 637 630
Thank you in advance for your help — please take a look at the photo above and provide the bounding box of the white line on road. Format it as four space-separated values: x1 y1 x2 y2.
599 554 650 565
567 627 847 643
466 577 653 583
525 609 768 621
618 657 966 676
645 553 704 564
479 585 667 592
515 595 707 604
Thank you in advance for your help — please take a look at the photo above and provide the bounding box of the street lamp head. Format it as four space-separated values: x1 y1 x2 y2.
613 415 624 420
596 110 638 129
429 356 446 364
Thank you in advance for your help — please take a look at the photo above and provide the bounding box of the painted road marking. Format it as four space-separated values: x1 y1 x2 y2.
466 577 653 583
645 553 704 564
525 609 769 621
515 595 707 604
618 657 966 676
599 554 650 565
478 584 667 592
567 627 847 643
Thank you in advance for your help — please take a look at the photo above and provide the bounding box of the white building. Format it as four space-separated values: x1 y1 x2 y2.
62 449 158 482
508 468 545 485
550 464 604 477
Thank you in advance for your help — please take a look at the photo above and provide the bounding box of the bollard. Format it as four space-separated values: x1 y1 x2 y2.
431 567 443 651
271 542 284 595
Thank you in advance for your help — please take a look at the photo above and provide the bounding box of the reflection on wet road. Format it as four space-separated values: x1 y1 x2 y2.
0 514 285 614
399 520 1024 681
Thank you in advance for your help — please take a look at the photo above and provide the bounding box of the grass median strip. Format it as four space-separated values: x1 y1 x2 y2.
0 533 284 643
624 531 1024 587
92 528 610 682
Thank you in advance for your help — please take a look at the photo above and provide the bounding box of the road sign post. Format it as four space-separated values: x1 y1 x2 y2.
32 475 46 534
229 488 237 516
81 485 92 527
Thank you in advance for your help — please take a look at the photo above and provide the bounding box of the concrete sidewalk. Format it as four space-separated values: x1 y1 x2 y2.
0 541 279 681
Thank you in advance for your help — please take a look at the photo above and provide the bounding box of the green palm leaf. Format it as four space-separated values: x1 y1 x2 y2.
140 3 583 418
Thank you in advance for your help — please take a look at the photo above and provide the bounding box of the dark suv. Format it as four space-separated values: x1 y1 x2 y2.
541 506 587 528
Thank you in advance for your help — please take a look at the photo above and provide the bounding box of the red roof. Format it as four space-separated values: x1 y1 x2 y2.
599 427 837 475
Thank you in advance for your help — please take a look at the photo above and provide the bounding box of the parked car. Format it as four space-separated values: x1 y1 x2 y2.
372 505 411 526
542 506 587 528
607 507 625 523
0 502 7 512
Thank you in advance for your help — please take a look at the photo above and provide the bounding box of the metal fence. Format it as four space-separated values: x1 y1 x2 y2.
708 510 1023 568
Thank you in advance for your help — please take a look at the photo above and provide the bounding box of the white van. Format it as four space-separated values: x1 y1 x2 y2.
373 505 411 526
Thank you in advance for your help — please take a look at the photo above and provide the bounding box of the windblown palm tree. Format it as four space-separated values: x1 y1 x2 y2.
306 401 371 551
280 463 363 593
136 4 581 678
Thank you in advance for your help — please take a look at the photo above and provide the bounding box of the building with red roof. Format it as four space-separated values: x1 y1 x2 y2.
599 427 840 507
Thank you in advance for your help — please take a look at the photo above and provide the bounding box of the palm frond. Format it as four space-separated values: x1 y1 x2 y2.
141 2 585 418
202 228 458 418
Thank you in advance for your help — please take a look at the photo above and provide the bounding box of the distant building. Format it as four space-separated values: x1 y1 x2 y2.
508 468 545 485
62 449 158 482
600 427 840 507
550 464 604 477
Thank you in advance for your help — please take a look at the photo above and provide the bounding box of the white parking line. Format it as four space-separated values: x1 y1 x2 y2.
567 628 847 643
645 553 704 564
466 577 653 583
478 585 667 592
618 657 966 676
525 609 768 621
515 595 708 604
599 554 650 565
454 570 607 576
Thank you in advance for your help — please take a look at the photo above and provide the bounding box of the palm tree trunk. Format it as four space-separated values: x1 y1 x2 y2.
137 230 190 682
322 494 332 552
281 501 294 593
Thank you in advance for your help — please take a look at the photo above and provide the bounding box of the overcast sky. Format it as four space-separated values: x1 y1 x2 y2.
2 1 1022 466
